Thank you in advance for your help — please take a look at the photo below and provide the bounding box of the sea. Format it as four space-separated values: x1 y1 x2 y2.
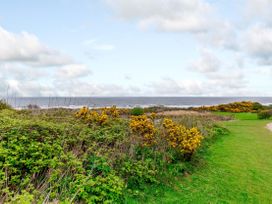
4 97 272 109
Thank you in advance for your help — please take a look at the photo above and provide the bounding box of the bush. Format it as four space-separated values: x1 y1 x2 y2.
0 106 219 202
27 104 40 110
130 107 144 116
258 110 272 119
252 102 264 111
0 100 11 110
76 173 125 203
163 118 203 156
120 159 158 189
193 101 261 113
129 115 156 146
0 123 66 192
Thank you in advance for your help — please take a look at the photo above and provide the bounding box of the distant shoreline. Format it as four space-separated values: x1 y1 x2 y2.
3 96 272 110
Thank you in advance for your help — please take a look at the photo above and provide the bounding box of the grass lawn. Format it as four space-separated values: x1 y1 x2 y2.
134 113 272 203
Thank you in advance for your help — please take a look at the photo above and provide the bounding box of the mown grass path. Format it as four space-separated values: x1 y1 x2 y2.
151 114 272 203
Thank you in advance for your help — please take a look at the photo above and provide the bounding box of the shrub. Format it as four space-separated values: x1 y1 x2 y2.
27 104 40 110
76 173 125 203
75 155 125 203
9 190 34 204
0 100 11 110
193 101 261 113
120 159 158 189
163 118 203 156
0 106 220 202
104 105 120 118
252 102 264 111
258 110 272 119
76 106 122 126
129 115 156 146
0 124 64 187
76 107 108 126
130 107 144 116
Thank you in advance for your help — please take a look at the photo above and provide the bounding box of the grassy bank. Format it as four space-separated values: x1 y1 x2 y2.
143 113 272 203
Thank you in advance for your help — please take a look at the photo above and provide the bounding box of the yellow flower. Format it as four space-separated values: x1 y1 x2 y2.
130 115 156 146
163 118 203 154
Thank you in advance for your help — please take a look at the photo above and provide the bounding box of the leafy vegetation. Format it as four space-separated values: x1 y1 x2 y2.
0 105 222 203
193 101 264 113
0 100 11 110
130 107 144 116
257 110 272 119
142 113 272 203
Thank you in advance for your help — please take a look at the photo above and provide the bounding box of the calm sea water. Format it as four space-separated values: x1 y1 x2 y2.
5 97 272 109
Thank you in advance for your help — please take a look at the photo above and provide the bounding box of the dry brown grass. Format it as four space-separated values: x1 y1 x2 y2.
157 110 211 117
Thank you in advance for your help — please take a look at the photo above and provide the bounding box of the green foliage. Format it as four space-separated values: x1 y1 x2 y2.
258 110 272 119
90 119 129 144
0 124 63 186
252 102 264 111
141 116 272 203
8 190 34 204
130 107 144 116
194 101 261 113
0 107 222 203
76 173 125 203
120 159 158 189
0 100 11 110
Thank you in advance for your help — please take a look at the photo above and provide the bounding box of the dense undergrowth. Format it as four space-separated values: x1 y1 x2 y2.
0 103 228 203
192 101 269 113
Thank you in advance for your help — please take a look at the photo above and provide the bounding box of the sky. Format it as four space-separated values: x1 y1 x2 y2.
0 0 271 97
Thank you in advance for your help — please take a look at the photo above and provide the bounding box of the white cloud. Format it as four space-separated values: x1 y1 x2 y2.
56 64 92 79
149 77 203 95
148 71 249 96
106 0 214 33
245 24 272 65
83 39 115 51
246 0 272 24
0 26 95 97
52 80 140 96
196 21 239 50
0 26 73 67
190 50 221 73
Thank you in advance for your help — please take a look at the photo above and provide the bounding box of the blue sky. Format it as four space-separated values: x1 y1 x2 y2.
0 0 271 96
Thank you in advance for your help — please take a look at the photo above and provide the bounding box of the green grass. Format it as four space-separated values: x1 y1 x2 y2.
133 113 272 203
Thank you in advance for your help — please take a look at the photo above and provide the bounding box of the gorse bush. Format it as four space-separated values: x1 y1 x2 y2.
130 115 156 146
193 101 264 113
75 106 121 126
0 106 219 203
163 118 203 155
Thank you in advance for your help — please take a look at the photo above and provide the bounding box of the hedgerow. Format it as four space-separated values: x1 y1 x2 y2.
193 101 264 113
0 106 224 203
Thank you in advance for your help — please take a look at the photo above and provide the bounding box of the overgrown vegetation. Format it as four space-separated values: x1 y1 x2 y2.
258 110 272 119
130 107 144 116
193 101 265 113
0 100 11 110
0 104 225 203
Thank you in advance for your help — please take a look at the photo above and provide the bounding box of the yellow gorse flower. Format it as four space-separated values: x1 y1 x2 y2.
75 106 120 126
163 118 203 154
129 115 156 146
